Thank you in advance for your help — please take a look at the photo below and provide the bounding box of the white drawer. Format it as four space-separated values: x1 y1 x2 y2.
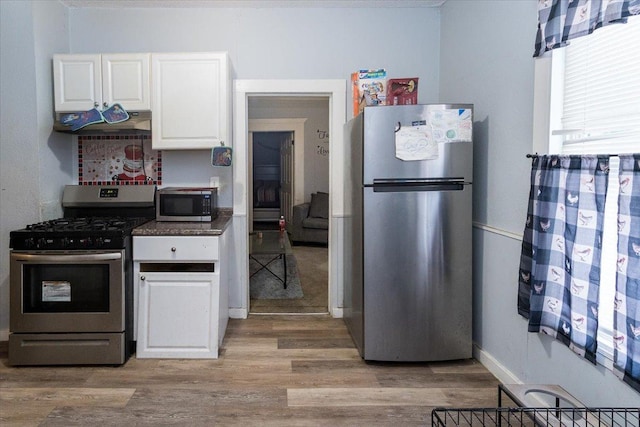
133 236 219 261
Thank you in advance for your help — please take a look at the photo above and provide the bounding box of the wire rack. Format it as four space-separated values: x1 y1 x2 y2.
431 407 640 427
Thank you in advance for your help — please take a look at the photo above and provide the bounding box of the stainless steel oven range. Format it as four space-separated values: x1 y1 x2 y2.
9 185 155 366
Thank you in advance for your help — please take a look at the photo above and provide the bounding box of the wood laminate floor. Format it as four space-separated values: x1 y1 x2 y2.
0 315 501 426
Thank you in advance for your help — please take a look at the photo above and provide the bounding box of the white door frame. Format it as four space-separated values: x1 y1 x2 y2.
233 79 346 318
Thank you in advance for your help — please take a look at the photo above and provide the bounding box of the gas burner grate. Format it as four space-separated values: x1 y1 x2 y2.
25 217 149 233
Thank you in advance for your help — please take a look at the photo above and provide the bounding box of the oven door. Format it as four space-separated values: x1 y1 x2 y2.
10 251 124 333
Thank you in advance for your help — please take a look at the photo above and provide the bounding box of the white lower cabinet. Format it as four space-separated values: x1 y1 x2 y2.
133 235 228 359
138 272 219 358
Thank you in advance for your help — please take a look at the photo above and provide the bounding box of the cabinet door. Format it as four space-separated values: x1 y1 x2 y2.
137 272 220 359
53 54 102 112
151 52 229 149
101 54 151 111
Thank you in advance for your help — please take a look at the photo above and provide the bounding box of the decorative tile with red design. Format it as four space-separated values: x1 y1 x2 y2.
78 135 161 185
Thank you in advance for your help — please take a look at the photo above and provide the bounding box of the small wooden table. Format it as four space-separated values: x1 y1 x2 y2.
249 231 293 289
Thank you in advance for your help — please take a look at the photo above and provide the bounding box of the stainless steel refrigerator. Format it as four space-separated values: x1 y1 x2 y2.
343 104 473 362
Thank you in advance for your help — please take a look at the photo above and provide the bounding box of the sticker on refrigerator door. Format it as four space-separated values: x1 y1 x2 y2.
429 108 472 143
42 281 71 302
394 125 438 161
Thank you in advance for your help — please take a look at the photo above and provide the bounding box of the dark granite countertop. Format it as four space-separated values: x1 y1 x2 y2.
132 209 232 236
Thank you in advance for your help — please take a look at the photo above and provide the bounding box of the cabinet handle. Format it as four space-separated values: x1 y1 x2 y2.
103 102 108 108
93 102 99 108
171 247 177 252
140 275 146 281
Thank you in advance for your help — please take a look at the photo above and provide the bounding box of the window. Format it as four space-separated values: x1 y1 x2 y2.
534 16 640 367
558 18 640 155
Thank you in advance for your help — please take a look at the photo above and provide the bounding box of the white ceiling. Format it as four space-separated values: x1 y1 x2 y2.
60 0 446 8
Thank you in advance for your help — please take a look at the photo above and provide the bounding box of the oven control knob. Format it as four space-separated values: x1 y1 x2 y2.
171 247 177 252
25 238 36 249
37 238 47 249
95 237 104 248
80 237 92 247
60 237 70 248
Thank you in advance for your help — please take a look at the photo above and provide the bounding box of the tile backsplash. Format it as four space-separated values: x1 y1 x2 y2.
78 135 161 185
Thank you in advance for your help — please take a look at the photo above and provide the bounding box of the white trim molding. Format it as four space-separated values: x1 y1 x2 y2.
473 222 523 241
233 79 346 318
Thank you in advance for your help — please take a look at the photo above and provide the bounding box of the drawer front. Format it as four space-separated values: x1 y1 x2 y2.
133 236 219 261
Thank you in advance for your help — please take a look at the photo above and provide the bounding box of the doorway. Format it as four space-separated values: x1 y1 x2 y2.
250 131 293 227
232 80 346 319
248 112 328 314
248 117 307 232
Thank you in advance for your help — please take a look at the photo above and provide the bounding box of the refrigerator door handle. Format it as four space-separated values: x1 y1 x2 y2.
369 179 469 193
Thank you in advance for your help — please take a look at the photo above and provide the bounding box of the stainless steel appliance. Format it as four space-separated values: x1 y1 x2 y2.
156 187 218 222
9 185 155 366
343 104 473 362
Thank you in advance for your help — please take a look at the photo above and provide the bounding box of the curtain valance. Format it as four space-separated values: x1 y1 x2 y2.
534 0 640 57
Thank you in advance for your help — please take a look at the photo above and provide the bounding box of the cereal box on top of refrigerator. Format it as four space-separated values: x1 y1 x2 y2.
351 69 387 116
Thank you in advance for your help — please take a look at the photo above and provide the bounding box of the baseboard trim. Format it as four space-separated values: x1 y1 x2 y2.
474 344 563 407
473 343 522 385
229 308 248 319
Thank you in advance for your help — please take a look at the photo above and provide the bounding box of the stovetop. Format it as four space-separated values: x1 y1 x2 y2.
9 184 157 250
25 217 147 232
10 216 151 250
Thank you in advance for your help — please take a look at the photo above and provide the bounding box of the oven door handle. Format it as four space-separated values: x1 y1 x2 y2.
12 252 122 262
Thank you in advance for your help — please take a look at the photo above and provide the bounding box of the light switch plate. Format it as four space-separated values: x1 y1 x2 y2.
209 176 220 188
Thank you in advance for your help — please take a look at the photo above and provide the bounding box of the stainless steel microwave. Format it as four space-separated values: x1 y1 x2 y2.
156 187 218 222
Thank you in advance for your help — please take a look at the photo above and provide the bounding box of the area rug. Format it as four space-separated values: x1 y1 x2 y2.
250 253 304 299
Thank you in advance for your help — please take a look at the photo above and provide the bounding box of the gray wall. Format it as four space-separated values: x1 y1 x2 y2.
2 0 637 405
63 4 441 312
0 0 71 341
65 5 441 207
0 0 440 341
440 0 638 406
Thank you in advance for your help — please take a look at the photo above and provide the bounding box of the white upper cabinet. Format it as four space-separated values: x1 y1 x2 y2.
53 54 101 112
53 53 151 112
101 54 151 111
151 52 230 150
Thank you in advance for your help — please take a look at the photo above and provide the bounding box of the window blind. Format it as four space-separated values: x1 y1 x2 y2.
558 16 640 155
555 17 639 366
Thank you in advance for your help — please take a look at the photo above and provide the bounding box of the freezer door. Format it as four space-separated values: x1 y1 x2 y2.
362 105 473 183
362 184 472 361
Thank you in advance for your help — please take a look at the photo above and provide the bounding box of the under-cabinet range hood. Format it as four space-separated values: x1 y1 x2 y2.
53 111 151 134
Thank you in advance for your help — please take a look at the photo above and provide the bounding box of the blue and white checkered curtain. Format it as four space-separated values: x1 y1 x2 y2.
614 154 640 392
534 0 640 57
518 155 609 363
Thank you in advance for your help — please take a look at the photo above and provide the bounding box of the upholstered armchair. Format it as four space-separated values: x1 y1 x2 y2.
290 192 328 245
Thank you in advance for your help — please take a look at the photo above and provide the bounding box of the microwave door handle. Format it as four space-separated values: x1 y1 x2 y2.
11 252 122 262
